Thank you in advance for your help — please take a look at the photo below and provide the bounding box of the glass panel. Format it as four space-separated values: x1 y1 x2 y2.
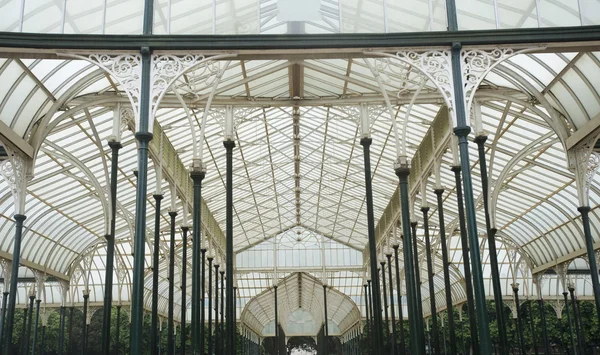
456 0 496 30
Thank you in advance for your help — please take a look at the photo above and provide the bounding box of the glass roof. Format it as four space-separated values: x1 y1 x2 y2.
0 36 599 338
1 0 599 35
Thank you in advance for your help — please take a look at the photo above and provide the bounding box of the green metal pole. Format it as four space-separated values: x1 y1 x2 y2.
129 45 153 355
411 221 426 354
422 207 439 355
201 247 206 355
538 298 551 355
3 214 26 355
360 138 383 353
395 166 422 355
82 293 89 354
569 287 584 354
450 43 492 353
25 294 35 354
168 211 177 355
151 194 163 355
215 263 220 355
0 291 8 350
380 260 389 342
527 300 539 355
31 299 40 355
386 254 398 355
40 324 45 355
392 245 405 354
434 189 456 355
577 206 600 323
57 306 65 355
474 134 508 354
102 140 121 355
363 283 370 351
191 170 205 354
67 307 74 353
220 270 224 355
512 285 526 355
451 166 478 352
274 285 279 355
208 256 214 355
181 226 189 355
563 291 577 355
224 140 236 355
116 305 121 353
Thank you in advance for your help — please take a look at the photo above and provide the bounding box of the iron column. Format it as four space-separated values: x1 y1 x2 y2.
392 245 405 354
434 189 456 354
181 226 189 355
168 211 177 355
563 291 576 355
31 298 40 355
190 169 205 354
25 294 34 355
512 284 525 355
102 140 121 355
224 139 236 355
3 214 26 355
422 207 439 355
577 206 600 323
360 137 383 353
386 253 398 355
208 255 214 355
151 194 163 355
82 292 89 354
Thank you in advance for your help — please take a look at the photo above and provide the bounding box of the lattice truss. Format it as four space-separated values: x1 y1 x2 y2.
0 46 599 335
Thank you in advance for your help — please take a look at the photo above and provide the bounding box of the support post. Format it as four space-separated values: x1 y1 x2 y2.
527 300 539 355
0 291 7 349
363 283 370 350
151 194 163 355
201 247 207 355
3 214 26 354
102 140 121 355
434 189 456 355
563 291 577 355
538 298 551 355
82 292 89 354
168 211 177 355
450 42 491 352
386 253 398 355
451 166 478 352
360 137 383 353
129 46 153 355
395 164 423 355
410 221 426 354
422 207 439 355
224 140 235 355
31 298 40 355
208 255 214 355
512 284 526 355
380 259 389 341
392 245 405 354
474 133 508 354
569 285 584 354
214 262 220 355
181 226 189 355
220 269 224 355
323 285 328 336
67 307 74 353
116 305 121 353
274 285 279 355
577 206 600 323
190 167 205 355
58 306 65 355
40 324 45 355
25 294 35 355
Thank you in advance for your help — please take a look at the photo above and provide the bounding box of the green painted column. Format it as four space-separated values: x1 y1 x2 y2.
201 247 206 355
392 245 405 354
129 44 153 355
451 166 478 353
3 214 26 355
569 286 584 354
395 165 423 355
25 294 35 355
474 134 508 354
434 189 456 355
538 298 551 355
512 284 526 355
0 291 8 351
102 140 121 355
181 226 189 355
386 253 398 355
190 169 205 354
527 300 539 355
31 298 40 355
360 137 383 353
168 211 177 355
363 283 370 350
214 262 220 355
115 305 121 354
422 207 439 355
57 306 65 355
208 255 214 355
577 206 600 323
380 260 389 341
151 193 163 355
563 291 576 355
82 292 89 354
410 221 426 354
224 139 236 355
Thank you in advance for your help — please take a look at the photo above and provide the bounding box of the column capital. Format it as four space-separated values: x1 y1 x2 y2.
223 139 236 149
453 126 471 138
433 188 445 196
